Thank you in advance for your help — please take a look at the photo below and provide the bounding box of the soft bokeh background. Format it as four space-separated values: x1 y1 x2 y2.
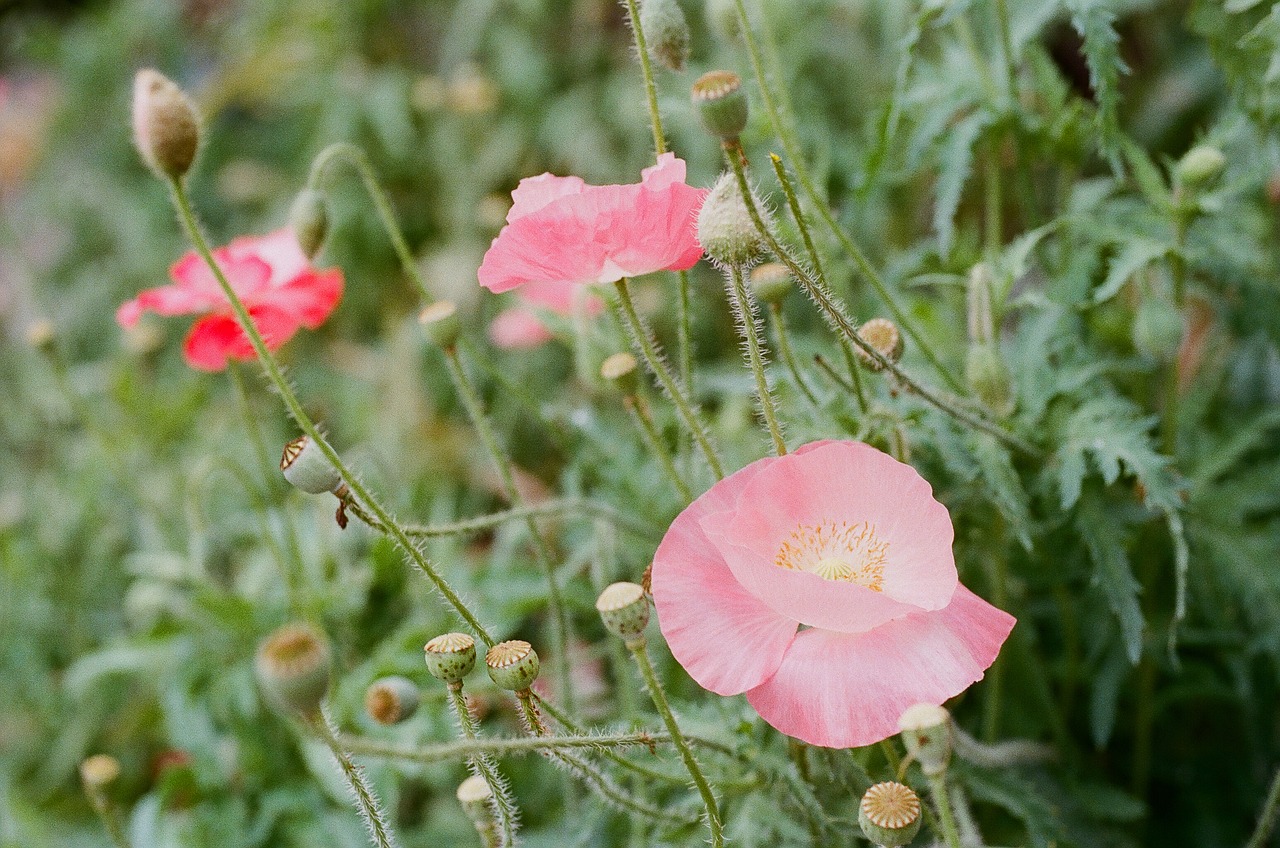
3 0 1280 846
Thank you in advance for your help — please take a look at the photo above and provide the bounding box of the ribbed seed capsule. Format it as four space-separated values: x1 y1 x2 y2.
859 781 922 847
691 70 748 142
898 702 952 776
424 632 477 683
600 352 640 395
750 262 793 305
419 300 461 350
280 436 343 495
485 640 540 691
364 676 420 725
854 318 904 371
456 774 493 822
596 582 651 642
80 755 121 792
255 623 332 715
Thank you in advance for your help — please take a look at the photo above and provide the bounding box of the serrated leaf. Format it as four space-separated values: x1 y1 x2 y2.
934 110 990 256
1078 496 1144 663
1088 638 1133 746
1053 394 1174 511
1093 238 1170 304
1119 135 1171 208
1066 0 1129 163
968 432 1035 550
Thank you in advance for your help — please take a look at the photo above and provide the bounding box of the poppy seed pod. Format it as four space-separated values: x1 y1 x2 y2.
1176 145 1226 189
854 319 904 370
858 781 922 847
419 301 461 350
364 676 421 725
456 775 493 823
697 172 768 269
898 702 952 775
280 436 343 495
485 640 540 691
255 623 332 716
596 582 651 643
131 69 200 180
750 262 793 305
600 352 640 395
424 632 478 683
80 755 122 793
692 71 749 142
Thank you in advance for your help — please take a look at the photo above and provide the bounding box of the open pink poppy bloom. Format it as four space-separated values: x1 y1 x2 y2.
651 440 1015 748
117 228 343 371
488 278 606 350
478 152 706 294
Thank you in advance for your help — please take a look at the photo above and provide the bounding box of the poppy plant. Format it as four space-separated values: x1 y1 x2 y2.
651 440 1015 748
477 152 706 294
117 228 343 371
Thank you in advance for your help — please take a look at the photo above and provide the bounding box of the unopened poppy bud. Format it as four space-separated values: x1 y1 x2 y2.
965 344 1013 415
255 623 331 716
280 436 343 495
364 676 420 725
289 189 329 259
600 352 640 395
698 171 768 268
967 262 996 345
1176 145 1225 189
132 69 200 180
424 632 477 683
419 301 461 350
640 0 690 72
456 774 493 823
855 318 904 370
596 582 650 643
692 71 748 142
750 262 792 305
1133 297 1184 360
898 702 952 776
80 755 121 793
858 781 922 847
485 640 540 691
706 0 742 43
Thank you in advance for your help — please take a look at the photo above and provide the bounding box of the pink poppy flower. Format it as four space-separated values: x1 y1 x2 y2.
651 440 1015 748
489 307 555 350
477 152 706 294
117 228 343 371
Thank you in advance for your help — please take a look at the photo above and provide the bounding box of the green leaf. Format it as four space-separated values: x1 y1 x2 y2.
1053 394 1175 511
934 110 990 256
1088 638 1133 746
1093 237 1170 304
1066 0 1129 162
1077 496 1144 663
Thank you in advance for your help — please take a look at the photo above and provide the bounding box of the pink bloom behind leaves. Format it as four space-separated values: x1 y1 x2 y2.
478 152 706 294
117 228 343 371
651 440 1015 748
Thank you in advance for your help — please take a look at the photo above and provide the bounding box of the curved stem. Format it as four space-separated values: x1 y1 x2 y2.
612 279 724 479
306 142 430 301
443 347 574 713
927 773 963 848
167 178 495 645
726 265 787 455
311 709 400 848
350 497 659 540
1246 763 1280 848
447 683 521 847
626 395 694 502
769 305 818 405
342 731 675 764
629 640 723 847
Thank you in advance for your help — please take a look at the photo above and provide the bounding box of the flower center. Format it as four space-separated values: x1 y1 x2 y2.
775 520 888 590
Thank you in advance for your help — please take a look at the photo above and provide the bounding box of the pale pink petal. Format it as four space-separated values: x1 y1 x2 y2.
639 152 688 191
268 268 344 328
489 308 554 349
169 250 273 302
478 211 608 293
225 228 308 287
508 172 588 221
745 585 1016 748
182 305 301 371
519 279 604 316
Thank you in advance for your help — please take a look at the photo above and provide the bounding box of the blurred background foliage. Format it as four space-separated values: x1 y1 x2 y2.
2 0 1280 845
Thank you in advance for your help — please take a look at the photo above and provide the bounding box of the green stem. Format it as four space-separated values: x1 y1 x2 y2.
768 153 824 281
731 0 963 391
769 304 818 405
87 794 132 848
983 136 1003 260
726 265 788 455
342 731 676 764
307 142 430 301
442 347 573 713
1246 763 1280 848
626 394 694 502
994 0 1018 100
928 772 963 848
167 178 495 645
350 498 659 540
612 279 724 479
724 151 1039 457
1162 213 1190 457
311 709 400 848
446 683 521 847
629 640 724 847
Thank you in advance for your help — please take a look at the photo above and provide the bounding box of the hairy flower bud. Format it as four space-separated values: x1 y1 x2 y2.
596 582 651 643
600 351 640 395
1133 296 1184 361
280 436 343 495
639 0 690 72
1176 145 1226 189
898 702 953 775
419 301 461 350
255 623 331 716
706 0 742 43
692 71 748 142
424 632 478 683
750 262 792 305
859 781 923 847
131 69 200 180
364 676 420 725
485 640 540 691
698 172 768 268
289 189 329 259
965 344 1013 415
854 318 904 371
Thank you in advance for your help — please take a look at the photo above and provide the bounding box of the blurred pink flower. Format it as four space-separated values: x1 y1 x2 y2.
117 228 343 371
651 440 1014 748
488 307 554 349
478 152 706 294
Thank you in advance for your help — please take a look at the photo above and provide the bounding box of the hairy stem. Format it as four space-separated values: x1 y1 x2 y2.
348 497 659 540
625 394 694 502
769 304 818 405
311 709 400 848
447 683 521 847
927 772 963 848
342 730 676 764
726 265 787 455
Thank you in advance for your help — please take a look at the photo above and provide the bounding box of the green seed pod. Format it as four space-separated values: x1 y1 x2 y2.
749 262 793 305
898 702 952 776
600 352 640 395
1133 296 1184 361
639 0 690 72
485 640 540 692
855 318 905 371
255 622 332 716
131 69 200 180
596 582 651 643
965 344 1014 416
691 71 749 142
1176 145 1226 189
289 189 329 259
858 781 923 847
456 775 493 823
364 676 421 725
697 172 768 269
280 436 343 495
79 755 121 793
419 301 461 350
424 632 477 683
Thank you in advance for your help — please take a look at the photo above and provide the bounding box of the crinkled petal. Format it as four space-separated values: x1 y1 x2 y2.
225 227 309 288
508 172 588 221
182 305 301 371
269 268 344 328
745 585 1015 748
116 255 272 328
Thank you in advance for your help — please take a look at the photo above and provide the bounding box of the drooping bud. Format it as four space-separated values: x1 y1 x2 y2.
898 702 953 776
1132 296 1184 361
364 676 421 725
854 318 904 371
967 262 996 345
639 0 690 72
965 344 1014 415
596 582 651 643
424 632 478 683
692 71 748 142
255 623 331 716
131 69 200 180
1176 145 1226 189
456 774 493 824
706 0 743 44
750 262 792 305
858 781 923 847
485 640 540 691
289 189 329 259
280 436 343 495
697 171 768 268
419 301 461 350
600 352 640 395
80 755 122 794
